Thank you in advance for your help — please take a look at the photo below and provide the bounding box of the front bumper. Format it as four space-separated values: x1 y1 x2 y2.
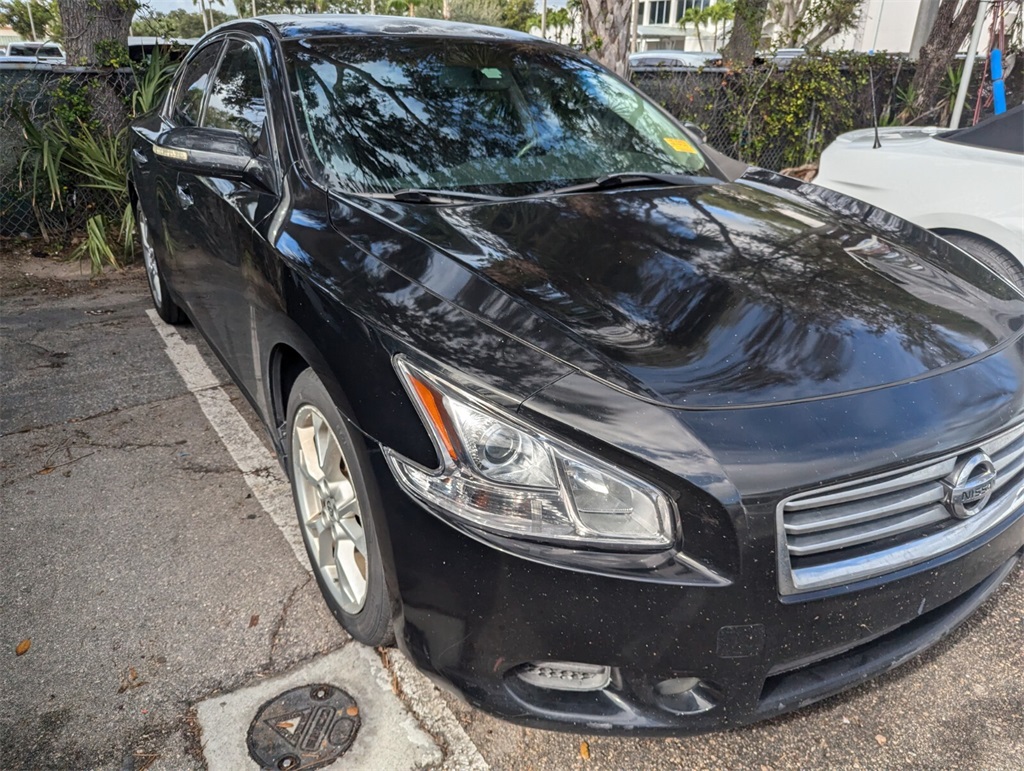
372 452 1024 735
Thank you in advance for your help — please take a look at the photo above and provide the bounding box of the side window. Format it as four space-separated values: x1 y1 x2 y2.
171 42 223 126
203 40 270 155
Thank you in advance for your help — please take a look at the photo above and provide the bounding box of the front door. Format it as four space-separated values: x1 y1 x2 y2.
181 36 280 401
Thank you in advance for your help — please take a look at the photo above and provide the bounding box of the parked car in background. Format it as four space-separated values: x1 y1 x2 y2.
3 41 64 62
761 47 806 68
815 105 1024 288
629 50 722 73
132 15 1024 735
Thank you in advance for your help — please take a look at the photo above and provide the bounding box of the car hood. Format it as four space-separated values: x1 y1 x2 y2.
350 171 1024 409
829 126 946 152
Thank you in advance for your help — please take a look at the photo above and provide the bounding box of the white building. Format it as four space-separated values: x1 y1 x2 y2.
634 0 1004 55
829 0 936 53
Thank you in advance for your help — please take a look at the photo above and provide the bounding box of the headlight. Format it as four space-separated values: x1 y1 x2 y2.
384 357 676 549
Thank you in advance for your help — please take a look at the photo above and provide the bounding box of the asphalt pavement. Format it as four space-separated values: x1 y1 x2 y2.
1 252 1022 770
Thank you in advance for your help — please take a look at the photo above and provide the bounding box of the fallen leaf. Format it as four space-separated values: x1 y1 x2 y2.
15 639 31 656
118 667 148 693
580 741 590 761
875 734 888 746
346 706 359 717
248 614 259 628
390 670 402 698
38 467 54 475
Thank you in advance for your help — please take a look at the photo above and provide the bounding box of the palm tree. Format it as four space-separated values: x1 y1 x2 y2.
680 6 706 51
708 1 735 51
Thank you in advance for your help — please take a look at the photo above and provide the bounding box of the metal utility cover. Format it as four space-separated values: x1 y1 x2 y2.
247 684 360 770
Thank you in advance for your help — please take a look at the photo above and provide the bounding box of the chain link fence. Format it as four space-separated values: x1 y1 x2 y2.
631 56 1021 171
0 66 136 240
2 56 1019 241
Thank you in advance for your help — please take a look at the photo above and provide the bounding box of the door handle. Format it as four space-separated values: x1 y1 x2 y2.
176 183 193 209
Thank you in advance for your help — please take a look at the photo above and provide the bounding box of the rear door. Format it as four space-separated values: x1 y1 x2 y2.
150 39 225 311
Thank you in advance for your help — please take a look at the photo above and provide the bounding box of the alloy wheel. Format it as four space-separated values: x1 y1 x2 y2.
137 206 162 307
291 404 369 614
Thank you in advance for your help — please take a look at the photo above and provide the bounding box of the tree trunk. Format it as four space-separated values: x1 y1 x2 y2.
907 0 979 122
57 0 136 134
579 0 633 77
723 0 769 67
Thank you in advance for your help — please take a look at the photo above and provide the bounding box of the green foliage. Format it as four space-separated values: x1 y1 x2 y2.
679 2 734 51
131 8 235 38
0 0 58 40
131 46 176 115
94 38 130 67
498 0 534 30
52 75 96 129
16 52 176 272
766 0 860 50
638 51 909 169
452 0 505 25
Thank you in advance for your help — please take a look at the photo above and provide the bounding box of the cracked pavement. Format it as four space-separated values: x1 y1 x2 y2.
2 256 1022 770
1 266 345 769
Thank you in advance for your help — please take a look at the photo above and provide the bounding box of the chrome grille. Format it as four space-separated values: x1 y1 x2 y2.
778 421 1024 595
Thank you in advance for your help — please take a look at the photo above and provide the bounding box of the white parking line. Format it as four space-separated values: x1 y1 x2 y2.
147 310 487 770
145 310 307 566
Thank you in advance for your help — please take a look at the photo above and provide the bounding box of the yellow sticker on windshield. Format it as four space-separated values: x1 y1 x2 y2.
664 137 697 154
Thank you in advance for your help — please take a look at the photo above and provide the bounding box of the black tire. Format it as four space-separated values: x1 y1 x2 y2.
286 368 395 647
940 232 1024 292
136 202 184 324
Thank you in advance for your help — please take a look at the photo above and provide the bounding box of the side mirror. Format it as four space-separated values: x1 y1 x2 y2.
155 126 272 190
683 122 707 144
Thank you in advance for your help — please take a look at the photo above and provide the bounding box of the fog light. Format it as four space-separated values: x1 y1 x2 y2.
653 677 719 714
517 661 612 692
655 677 701 696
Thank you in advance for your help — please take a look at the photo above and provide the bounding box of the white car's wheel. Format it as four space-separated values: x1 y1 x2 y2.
941 232 1024 292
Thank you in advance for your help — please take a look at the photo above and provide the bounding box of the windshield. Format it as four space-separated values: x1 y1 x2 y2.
285 37 716 197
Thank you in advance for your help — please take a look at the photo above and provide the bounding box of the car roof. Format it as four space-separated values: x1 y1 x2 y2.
234 14 538 43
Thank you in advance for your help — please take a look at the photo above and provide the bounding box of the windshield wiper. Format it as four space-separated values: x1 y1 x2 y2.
374 188 506 204
543 172 713 196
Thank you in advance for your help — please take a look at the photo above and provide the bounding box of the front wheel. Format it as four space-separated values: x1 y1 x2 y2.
939 232 1024 292
286 369 395 646
136 202 184 324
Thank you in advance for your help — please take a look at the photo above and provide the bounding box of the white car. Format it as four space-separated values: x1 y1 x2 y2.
3 41 65 62
815 105 1024 286
629 50 722 72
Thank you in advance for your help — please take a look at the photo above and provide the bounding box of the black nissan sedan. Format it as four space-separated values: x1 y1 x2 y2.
130 15 1024 734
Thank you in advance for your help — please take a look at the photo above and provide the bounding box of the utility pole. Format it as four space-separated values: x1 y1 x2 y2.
950 0 990 128
27 0 37 40
252 0 257 17
541 0 547 39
